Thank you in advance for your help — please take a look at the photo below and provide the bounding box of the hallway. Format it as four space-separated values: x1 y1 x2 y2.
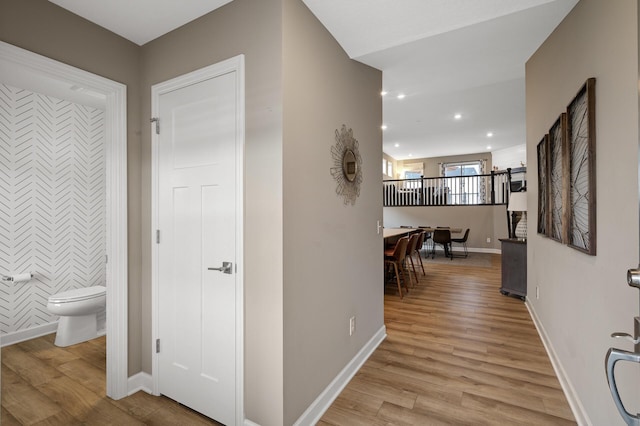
320 253 576 425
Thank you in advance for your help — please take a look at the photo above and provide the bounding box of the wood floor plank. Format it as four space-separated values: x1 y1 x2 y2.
2 404 25 425
139 399 223 425
35 375 103 421
1 367 64 425
56 358 107 397
110 388 170 420
460 391 577 425
2 345 63 387
321 253 576 425
77 398 146 426
63 336 107 371
13 335 79 368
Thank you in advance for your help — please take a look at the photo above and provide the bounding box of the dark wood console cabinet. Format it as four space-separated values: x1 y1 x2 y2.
499 238 527 300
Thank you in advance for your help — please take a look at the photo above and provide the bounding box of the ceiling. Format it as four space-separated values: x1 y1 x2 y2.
47 0 579 160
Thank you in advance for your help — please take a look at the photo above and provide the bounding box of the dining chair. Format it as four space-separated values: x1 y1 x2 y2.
432 228 453 260
418 226 432 256
405 233 421 285
451 228 470 258
384 237 410 298
413 231 427 275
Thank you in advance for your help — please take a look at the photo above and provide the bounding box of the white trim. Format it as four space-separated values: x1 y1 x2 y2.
293 326 387 426
151 55 245 424
430 247 501 255
526 301 590 425
0 324 58 347
128 372 154 396
244 420 261 426
0 41 128 400
469 248 501 254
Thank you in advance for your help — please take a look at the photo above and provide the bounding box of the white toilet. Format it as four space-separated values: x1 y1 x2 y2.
47 285 106 347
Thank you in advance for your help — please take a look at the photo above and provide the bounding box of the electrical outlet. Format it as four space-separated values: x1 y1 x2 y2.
486 237 491 243
536 286 539 299
349 316 356 336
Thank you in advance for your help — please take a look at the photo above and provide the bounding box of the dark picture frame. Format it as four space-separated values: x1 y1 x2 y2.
548 113 568 243
536 135 550 236
566 78 596 255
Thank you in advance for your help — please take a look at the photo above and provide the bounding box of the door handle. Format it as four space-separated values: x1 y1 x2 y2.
208 262 233 274
605 347 640 425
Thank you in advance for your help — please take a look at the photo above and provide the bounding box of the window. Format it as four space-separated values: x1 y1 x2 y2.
402 162 423 189
403 162 423 179
441 160 485 204
383 159 387 175
443 162 481 177
387 161 393 177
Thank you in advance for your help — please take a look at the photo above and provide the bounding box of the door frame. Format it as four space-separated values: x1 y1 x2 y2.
0 41 129 399
150 55 245 423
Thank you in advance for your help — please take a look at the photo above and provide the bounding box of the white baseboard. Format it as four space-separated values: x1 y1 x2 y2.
244 420 260 426
428 246 501 255
128 371 153 396
526 301 590 425
293 325 387 426
0 322 58 347
467 247 501 254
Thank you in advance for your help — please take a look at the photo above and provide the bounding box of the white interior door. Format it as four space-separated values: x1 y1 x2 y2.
156 63 242 426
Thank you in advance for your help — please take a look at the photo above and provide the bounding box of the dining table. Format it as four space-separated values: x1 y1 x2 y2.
383 227 462 240
383 227 463 258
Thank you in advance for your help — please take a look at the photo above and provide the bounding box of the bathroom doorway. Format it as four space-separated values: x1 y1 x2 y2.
0 42 128 399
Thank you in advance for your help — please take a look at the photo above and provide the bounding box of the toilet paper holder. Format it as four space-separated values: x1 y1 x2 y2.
1 273 33 282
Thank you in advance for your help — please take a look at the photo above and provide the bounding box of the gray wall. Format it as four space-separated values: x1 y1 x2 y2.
0 0 143 373
526 0 639 423
384 205 507 251
397 152 493 178
282 0 383 423
0 1 383 424
139 1 285 423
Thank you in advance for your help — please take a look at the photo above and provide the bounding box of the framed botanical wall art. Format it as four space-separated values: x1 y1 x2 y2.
548 113 567 243
566 78 596 255
537 135 550 236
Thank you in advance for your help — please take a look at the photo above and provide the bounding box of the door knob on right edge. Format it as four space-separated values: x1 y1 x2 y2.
627 268 640 288
605 347 640 425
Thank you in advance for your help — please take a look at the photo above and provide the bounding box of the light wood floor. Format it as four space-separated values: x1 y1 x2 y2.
319 253 576 425
2 254 575 425
1 334 221 425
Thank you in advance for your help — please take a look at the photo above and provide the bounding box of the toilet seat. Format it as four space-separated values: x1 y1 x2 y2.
48 285 106 304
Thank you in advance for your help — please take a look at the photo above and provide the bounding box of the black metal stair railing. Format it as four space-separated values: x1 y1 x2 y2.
383 169 524 207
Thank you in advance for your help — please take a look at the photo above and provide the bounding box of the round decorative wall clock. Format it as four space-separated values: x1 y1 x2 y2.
330 125 362 205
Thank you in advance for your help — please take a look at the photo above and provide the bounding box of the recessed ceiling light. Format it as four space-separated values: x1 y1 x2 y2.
381 124 388 130
408 153 413 157
397 93 406 99
454 113 462 120
487 132 493 137
394 143 400 148
381 91 387 96
486 146 492 150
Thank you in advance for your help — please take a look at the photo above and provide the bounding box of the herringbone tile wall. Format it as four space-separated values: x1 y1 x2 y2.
0 83 106 336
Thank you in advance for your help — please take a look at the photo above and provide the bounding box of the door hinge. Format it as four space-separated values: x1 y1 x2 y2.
105 254 108 264
150 117 160 135
156 339 160 353
156 229 160 244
